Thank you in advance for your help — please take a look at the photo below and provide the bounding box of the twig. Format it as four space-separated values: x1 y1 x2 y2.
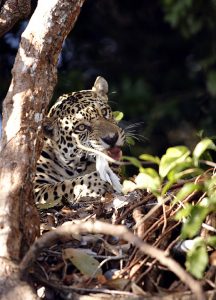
133 195 171 230
35 273 139 296
200 160 216 168
202 223 216 233
72 133 158 167
128 221 180 280
161 202 167 233
115 192 154 224
134 233 181 284
126 209 173 271
87 255 127 285
72 133 123 165
133 208 145 238
35 261 49 280
20 220 205 300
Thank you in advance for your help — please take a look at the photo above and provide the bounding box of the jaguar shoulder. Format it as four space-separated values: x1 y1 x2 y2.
34 76 125 204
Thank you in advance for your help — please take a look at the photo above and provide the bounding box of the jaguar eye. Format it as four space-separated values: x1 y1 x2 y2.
101 108 108 117
77 124 86 131
74 124 90 133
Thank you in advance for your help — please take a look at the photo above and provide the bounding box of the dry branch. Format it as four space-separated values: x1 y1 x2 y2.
20 220 206 300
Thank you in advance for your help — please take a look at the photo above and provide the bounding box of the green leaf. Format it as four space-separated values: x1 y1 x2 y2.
181 205 209 239
161 180 175 195
175 203 193 220
193 138 216 166
135 168 161 192
159 146 190 178
113 111 124 122
123 156 142 168
186 241 208 279
126 136 135 146
207 70 216 96
139 154 160 165
204 176 216 204
208 194 216 206
172 183 202 205
168 168 202 182
63 248 102 277
207 236 216 248
167 159 195 181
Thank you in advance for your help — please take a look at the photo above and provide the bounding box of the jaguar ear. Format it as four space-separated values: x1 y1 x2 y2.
42 116 56 139
92 76 108 99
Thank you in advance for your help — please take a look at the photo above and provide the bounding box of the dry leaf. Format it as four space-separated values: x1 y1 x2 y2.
106 277 130 290
63 248 102 277
131 282 147 296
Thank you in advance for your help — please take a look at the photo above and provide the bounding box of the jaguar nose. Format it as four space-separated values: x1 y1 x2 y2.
101 133 118 147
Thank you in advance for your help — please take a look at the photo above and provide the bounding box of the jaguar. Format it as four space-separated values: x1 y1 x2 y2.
34 76 125 204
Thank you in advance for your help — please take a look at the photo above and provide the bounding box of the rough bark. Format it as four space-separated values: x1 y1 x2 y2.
0 0 31 37
0 0 85 298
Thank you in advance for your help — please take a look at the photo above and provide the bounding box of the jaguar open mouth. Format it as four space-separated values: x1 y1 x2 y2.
106 146 122 161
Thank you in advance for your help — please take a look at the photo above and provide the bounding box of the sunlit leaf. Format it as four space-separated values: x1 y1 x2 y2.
159 146 190 178
208 194 216 206
122 180 137 194
63 248 102 277
205 176 216 190
135 168 161 192
205 176 216 203
205 183 216 206
123 156 142 168
175 203 193 220
172 183 202 205
193 138 216 166
181 205 209 239
167 159 195 181
186 241 208 279
113 111 124 121
139 154 160 165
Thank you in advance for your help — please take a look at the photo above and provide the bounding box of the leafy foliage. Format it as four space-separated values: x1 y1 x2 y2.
113 111 124 122
186 238 209 279
159 146 191 178
123 137 216 278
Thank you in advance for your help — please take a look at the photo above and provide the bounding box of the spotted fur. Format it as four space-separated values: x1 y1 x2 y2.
34 77 125 203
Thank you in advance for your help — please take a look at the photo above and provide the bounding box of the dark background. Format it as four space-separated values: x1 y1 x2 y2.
1 0 216 158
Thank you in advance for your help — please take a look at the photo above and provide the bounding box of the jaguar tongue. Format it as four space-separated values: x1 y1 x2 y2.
107 146 122 161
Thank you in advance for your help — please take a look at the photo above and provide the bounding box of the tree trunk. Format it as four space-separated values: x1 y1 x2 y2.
0 0 85 298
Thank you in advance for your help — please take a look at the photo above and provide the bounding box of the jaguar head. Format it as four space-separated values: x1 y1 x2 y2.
43 77 125 163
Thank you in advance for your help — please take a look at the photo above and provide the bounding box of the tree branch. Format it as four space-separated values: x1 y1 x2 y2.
20 220 206 300
0 0 31 37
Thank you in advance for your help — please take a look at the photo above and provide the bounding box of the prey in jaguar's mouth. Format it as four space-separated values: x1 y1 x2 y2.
96 146 123 192
106 146 122 161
